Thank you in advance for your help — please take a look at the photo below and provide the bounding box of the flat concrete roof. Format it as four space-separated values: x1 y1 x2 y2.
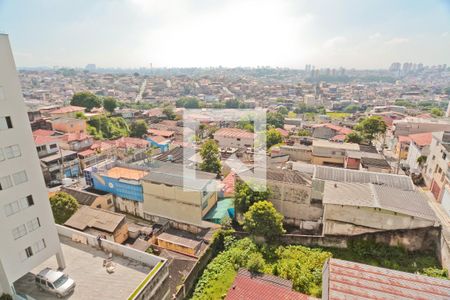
107 166 148 180
14 236 151 300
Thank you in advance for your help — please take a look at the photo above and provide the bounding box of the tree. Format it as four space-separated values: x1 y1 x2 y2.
243 201 285 241
277 106 289 115
176 97 201 108
445 87 450 96
246 252 266 273
345 132 363 144
287 111 297 118
70 91 102 112
199 139 222 175
417 155 427 166
163 106 176 120
431 107 444 117
355 116 387 144
49 192 79 224
266 128 282 148
234 180 270 214
267 112 284 128
130 120 148 138
297 129 311 136
344 104 360 113
87 115 129 140
103 97 118 113
225 99 240 108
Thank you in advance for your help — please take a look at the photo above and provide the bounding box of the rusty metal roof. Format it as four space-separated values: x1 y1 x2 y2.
324 258 450 300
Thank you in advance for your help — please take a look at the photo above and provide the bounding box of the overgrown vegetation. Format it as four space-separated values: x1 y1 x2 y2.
49 192 79 224
87 115 130 140
191 234 447 300
191 235 331 299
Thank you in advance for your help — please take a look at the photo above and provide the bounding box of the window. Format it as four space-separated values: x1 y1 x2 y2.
0 116 13 130
432 155 436 160
0 149 4 161
33 239 46 253
444 153 447 160
25 246 33 258
4 144 21 159
4 200 20 216
4 195 34 217
107 199 112 205
49 144 58 149
96 204 101 208
0 175 13 190
12 224 27 240
12 170 27 185
27 217 41 232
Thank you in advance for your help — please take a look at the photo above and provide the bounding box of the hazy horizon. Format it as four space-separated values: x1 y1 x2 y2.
1 0 450 69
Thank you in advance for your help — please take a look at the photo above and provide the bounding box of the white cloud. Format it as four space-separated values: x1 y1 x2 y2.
369 32 382 40
322 36 347 49
385 37 409 45
443 32 449 37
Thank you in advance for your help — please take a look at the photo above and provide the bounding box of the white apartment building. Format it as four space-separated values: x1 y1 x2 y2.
0 34 65 295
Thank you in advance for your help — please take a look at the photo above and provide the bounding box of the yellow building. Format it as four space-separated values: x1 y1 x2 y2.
141 164 218 226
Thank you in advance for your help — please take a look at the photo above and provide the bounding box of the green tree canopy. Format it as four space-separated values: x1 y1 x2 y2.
267 112 284 128
199 139 222 175
225 99 241 108
354 116 387 144
277 106 289 115
176 97 201 108
70 91 102 112
343 104 360 113
431 107 444 117
345 132 363 144
297 129 311 137
266 128 283 148
243 201 285 241
103 96 118 113
130 119 148 138
50 192 79 224
87 115 130 140
234 180 270 214
162 106 176 120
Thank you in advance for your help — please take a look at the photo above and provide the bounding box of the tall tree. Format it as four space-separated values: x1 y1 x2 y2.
355 116 387 144
103 97 118 113
267 112 284 128
70 91 102 112
50 192 79 224
345 132 363 144
130 119 148 138
243 201 285 241
234 180 270 214
199 139 222 175
163 106 176 120
266 128 282 148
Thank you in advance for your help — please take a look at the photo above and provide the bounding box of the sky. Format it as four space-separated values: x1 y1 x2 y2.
0 0 450 69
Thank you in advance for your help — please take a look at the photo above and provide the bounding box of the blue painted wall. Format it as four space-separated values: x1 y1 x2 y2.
146 137 169 152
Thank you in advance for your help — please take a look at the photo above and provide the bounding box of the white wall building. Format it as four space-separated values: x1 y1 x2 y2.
0 34 65 295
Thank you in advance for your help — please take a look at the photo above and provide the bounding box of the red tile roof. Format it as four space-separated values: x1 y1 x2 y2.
312 123 352 135
325 258 450 299
147 128 175 138
34 135 58 145
222 172 236 197
330 134 346 142
214 128 255 139
32 129 56 136
408 132 433 147
226 269 311 300
276 128 289 137
50 105 85 114
398 135 412 144
109 137 149 149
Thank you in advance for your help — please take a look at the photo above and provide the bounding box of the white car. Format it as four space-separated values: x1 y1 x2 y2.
35 268 75 298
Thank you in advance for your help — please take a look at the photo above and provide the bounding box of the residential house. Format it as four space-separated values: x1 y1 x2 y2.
141 163 218 226
60 186 114 211
51 117 86 134
49 105 85 118
59 132 94 152
405 132 433 174
311 140 359 167
393 117 450 137
311 123 352 140
156 232 203 257
424 131 450 200
214 128 254 148
40 149 80 183
64 206 128 244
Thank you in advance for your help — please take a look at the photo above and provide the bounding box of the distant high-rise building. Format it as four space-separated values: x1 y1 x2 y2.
0 34 65 295
85 63 96 71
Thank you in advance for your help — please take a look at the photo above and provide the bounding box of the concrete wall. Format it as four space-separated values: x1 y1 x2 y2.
323 204 437 235
279 145 312 162
142 180 217 226
267 180 323 228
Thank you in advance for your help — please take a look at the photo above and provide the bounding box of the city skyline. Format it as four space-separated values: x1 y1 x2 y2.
1 0 450 69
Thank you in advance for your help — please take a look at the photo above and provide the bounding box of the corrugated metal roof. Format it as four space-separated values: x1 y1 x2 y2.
325 258 450 300
314 165 414 190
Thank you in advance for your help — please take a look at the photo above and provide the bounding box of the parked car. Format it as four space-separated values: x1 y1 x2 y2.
35 268 75 298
